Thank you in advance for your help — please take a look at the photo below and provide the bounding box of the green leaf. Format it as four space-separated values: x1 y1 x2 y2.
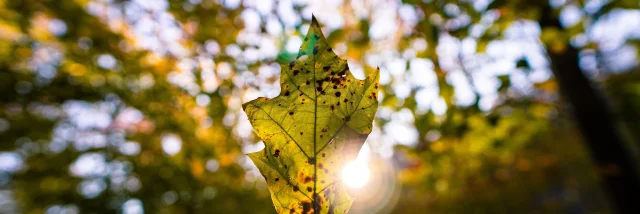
242 16 379 214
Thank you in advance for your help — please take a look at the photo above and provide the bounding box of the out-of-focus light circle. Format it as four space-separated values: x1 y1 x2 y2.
120 141 141 156
97 54 117 70
341 161 370 189
196 94 211 106
0 118 9 132
122 198 144 214
161 134 182 156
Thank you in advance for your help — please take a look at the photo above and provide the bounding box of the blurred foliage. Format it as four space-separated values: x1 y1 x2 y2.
0 0 639 213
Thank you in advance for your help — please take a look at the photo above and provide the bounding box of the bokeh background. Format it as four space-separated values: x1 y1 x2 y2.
1 0 640 213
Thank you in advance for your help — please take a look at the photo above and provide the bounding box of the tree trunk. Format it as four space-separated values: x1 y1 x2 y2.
539 5 640 213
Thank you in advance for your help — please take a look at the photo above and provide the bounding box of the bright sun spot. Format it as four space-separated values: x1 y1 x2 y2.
341 160 370 189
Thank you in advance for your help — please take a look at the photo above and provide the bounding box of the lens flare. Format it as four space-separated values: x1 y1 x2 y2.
341 160 370 189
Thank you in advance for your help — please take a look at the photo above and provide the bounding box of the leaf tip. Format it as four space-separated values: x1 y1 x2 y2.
311 15 319 26
241 101 251 111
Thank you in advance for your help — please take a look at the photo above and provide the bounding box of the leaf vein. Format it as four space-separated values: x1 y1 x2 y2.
248 103 311 158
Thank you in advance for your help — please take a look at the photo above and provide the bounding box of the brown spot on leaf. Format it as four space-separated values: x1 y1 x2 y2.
302 201 312 214
338 67 348 76
275 178 280 182
293 185 299 192
284 91 290 96
307 187 313 192
300 132 304 135
307 158 316 164
274 149 280 157
318 163 323 169
335 92 341 97
293 70 300 75
289 112 294 116
322 153 326 157
306 80 310 85
313 194 324 211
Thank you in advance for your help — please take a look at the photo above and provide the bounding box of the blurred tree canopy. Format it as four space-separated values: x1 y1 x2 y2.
1 0 640 213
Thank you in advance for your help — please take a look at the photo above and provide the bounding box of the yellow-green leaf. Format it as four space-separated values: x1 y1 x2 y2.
242 16 379 214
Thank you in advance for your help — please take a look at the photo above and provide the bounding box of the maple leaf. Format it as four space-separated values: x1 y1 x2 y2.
243 16 379 214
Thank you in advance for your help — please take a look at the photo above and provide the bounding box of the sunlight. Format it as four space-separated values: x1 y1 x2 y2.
341 160 370 189
342 142 372 189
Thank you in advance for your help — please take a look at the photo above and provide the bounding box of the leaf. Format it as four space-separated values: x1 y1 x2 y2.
242 16 379 214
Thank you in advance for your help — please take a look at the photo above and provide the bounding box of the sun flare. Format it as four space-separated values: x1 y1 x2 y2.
341 160 370 189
